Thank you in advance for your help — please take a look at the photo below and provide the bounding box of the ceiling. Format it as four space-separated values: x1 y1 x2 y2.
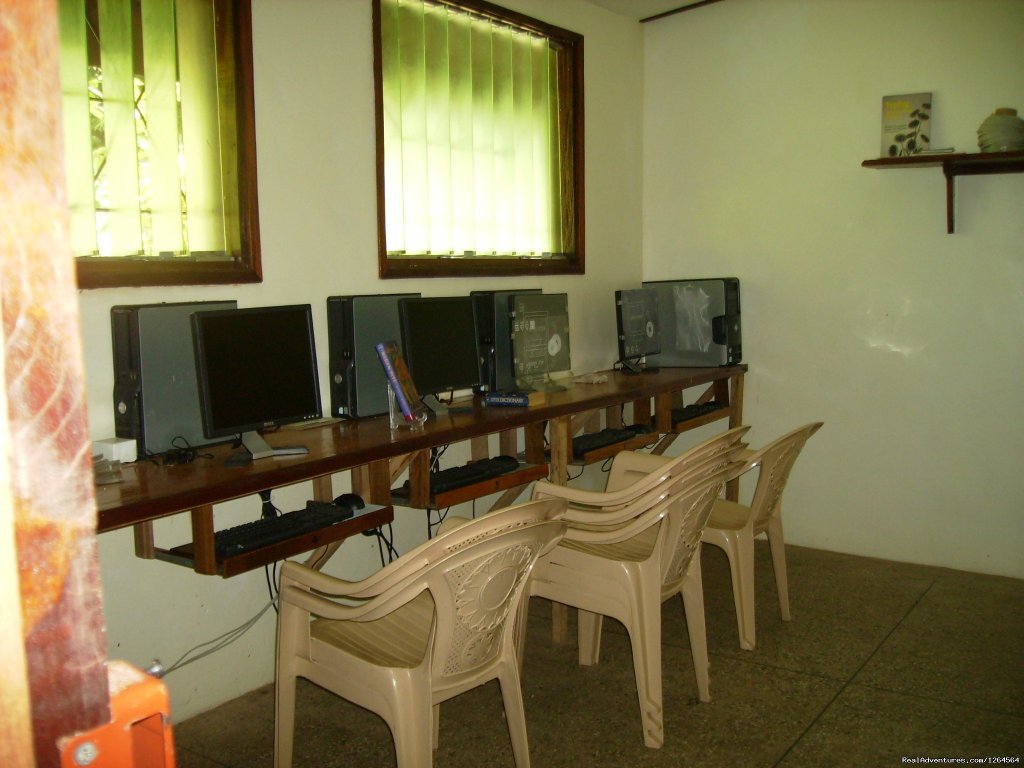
583 0 711 22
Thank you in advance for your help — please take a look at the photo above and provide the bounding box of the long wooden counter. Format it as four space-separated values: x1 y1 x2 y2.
95 365 746 575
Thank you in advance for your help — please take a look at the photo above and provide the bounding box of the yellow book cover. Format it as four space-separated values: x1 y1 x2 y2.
881 93 931 157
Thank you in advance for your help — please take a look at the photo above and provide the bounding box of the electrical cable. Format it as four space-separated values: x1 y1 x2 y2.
157 599 276 678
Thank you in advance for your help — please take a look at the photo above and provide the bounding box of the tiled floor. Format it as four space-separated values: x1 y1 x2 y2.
174 542 1024 767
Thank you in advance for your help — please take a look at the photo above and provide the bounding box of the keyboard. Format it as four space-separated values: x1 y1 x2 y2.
213 501 356 558
672 402 725 423
428 455 521 494
572 424 653 458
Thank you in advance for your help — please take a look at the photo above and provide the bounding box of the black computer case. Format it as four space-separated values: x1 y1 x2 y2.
111 300 237 456
641 277 741 367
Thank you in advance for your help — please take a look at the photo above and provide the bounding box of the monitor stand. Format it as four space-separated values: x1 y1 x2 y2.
619 358 659 375
422 394 450 415
421 394 475 416
225 431 309 465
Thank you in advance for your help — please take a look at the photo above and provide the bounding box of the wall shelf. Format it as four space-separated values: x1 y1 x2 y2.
862 150 1024 233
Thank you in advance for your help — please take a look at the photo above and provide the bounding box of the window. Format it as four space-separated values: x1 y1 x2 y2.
374 0 584 278
58 0 261 289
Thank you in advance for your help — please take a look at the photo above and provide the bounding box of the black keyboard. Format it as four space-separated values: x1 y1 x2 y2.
572 424 653 458
429 455 521 494
214 501 356 558
672 402 725 423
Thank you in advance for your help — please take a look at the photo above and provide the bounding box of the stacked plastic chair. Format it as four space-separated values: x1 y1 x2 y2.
529 426 749 748
274 497 567 768
701 421 823 650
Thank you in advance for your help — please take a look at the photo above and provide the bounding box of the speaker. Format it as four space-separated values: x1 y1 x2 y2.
111 300 236 456
326 294 418 418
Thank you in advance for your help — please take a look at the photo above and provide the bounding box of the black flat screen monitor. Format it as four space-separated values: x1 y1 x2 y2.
510 292 571 389
615 288 661 374
398 296 482 407
191 304 322 461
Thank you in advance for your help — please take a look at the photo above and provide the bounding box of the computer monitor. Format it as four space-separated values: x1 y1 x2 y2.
510 292 571 390
398 296 482 412
615 288 661 374
191 304 322 461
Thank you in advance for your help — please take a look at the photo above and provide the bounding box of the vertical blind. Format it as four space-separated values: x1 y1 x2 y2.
58 0 228 260
380 0 564 258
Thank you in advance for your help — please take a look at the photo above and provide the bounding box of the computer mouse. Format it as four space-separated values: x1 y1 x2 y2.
333 493 365 512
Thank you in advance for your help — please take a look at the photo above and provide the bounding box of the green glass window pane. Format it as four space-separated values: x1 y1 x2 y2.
59 0 99 256
97 0 143 256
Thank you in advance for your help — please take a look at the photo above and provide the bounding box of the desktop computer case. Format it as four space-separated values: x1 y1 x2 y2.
642 277 742 367
111 300 237 456
327 294 417 418
472 289 541 392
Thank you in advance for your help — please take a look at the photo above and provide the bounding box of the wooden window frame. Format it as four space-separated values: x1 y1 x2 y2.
74 0 262 290
373 0 585 280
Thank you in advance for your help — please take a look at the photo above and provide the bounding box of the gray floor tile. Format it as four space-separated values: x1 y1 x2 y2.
172 545 1023 768
779 684 1024 767
695 542 939 681
853 568 1024 716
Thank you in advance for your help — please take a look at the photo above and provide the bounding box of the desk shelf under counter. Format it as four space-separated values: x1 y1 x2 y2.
95 365 747 576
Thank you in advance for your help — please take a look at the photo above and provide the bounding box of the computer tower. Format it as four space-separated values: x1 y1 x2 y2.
471 288 541 392
111 300 237 456
326 293 418 418
615 288 661 361
510 292 572 386
641 277 742 367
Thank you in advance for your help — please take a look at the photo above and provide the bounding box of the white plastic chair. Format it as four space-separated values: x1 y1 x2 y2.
529 427 748 748
701 421 823 650
274 497 567 768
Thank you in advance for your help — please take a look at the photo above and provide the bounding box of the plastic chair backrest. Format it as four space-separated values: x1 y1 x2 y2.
748 422 823 530
333 497 566 601
659 457 743 589
605 425 750 494
423 513 566 689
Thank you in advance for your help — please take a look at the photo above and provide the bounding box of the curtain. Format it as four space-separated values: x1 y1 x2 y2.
380 0 563 258
58 0 227 259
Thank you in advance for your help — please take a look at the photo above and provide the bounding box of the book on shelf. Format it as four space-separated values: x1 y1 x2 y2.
484 390 547 408
374 341 422 422
881 92 931 157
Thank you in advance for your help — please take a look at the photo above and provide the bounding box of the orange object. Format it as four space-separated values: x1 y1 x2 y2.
59 661 176 768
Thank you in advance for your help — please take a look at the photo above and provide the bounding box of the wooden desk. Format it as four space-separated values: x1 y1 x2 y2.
96 365 746 576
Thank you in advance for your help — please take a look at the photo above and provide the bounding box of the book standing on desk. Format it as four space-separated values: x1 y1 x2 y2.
375 340 421 422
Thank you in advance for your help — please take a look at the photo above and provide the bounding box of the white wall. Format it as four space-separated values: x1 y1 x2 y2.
642 0 1024 577
78 0 644 720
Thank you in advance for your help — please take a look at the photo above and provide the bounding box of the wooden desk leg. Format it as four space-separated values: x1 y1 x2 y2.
549 416 570 486
606 406 623 429
524 423 546 465
190 505 217 575
408 451 431 509
470 435 489 462
726 372 745 502
312 475 333 501
633 397 652 428
652 391 676 455
499 429 518 459
353 460 393 505
548 415 571 642
133 521 155 559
